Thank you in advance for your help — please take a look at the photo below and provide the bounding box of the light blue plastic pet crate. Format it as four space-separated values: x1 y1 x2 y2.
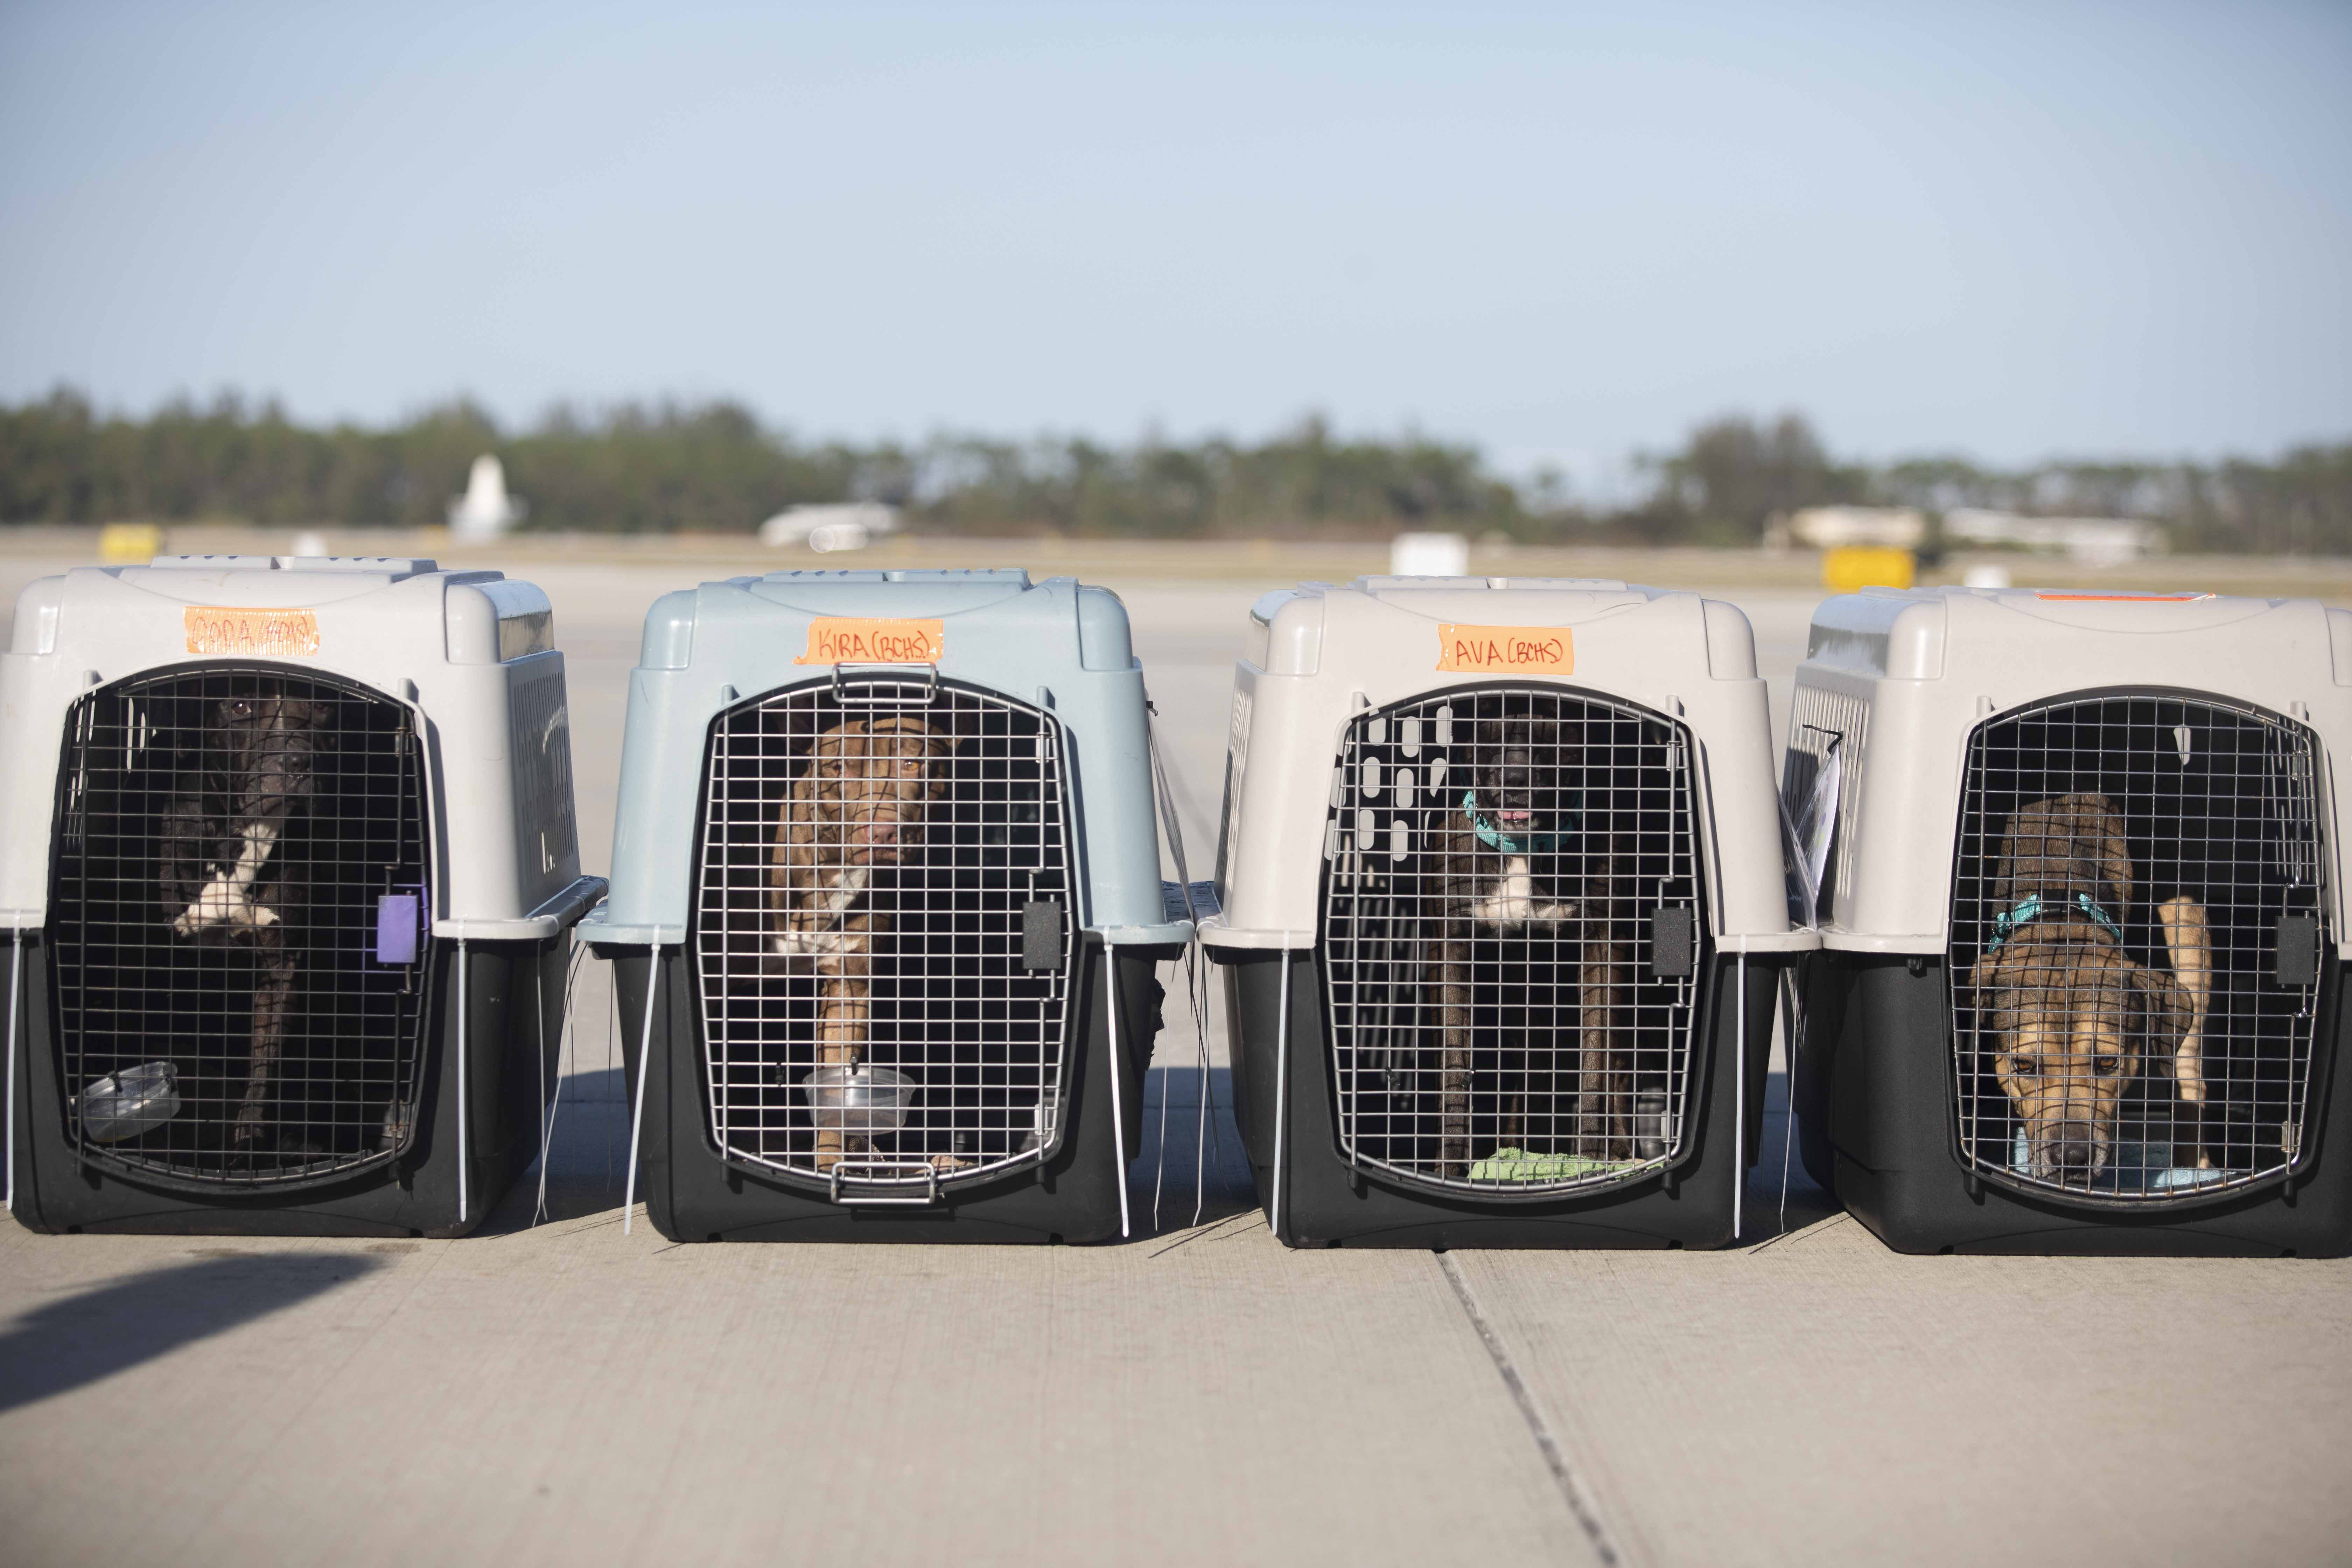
581 568 1190 1242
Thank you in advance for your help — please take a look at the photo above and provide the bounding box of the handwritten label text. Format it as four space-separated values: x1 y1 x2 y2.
184 607 321 657
1436 623 1573 675
793 616 946 665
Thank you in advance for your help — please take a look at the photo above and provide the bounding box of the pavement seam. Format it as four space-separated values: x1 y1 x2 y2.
1436 1251 1624 1568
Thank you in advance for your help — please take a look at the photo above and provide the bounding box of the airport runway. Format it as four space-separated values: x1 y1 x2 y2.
2 549 2347 1567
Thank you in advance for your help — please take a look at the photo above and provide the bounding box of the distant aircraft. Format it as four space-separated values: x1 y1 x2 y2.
449 454 528 542
758 501 901 553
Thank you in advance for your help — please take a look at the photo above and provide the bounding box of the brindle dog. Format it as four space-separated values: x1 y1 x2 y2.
1966 791 2211 1184
767 709 965 1171
1425 713 1633 1178
161 687 331 1156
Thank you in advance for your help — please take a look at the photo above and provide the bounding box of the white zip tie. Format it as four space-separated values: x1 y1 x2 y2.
1732 936 1746 1242
5 932 19 1214
456 937 470 1227
1271 950 1292 1240
534 945 588 1227
623 943 659 1236
1152 952 1173 1233
1778 965 1802 1240
532 949 546 1224
1192 945 1212 1229
1106 943 1132 1239
1140 696 1216 1237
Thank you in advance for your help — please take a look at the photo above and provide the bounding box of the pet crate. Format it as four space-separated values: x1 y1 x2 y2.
0 555 603 1237
581 568 1189 1244
1788 586 2352 1255
1201 576 1807 1248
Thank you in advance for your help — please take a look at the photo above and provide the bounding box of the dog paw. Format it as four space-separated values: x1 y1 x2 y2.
173 893 279 936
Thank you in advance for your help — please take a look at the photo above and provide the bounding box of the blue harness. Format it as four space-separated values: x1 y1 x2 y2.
1462 790 1578 854
1986 890 2124 952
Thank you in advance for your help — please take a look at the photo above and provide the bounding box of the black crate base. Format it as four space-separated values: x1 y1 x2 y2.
1217 948 1782 1250
6 932 569 1238
1796 954 2352 1257
602 934 1172 1244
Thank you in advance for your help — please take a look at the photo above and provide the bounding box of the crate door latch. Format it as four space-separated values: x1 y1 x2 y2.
1648 906 1697 978
1022 900 1066 970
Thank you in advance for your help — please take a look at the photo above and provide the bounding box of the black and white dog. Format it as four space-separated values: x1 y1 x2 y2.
160 687 330 1156
1424 712 1631 1177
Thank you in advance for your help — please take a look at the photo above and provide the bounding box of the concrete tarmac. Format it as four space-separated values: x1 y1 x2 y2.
2 550 2348 1567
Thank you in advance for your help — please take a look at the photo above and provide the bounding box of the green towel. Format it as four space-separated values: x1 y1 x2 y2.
1467 1147 1632 1183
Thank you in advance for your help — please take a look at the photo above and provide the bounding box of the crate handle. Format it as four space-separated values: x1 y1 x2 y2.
831 664 938 707
828 1158 943 1205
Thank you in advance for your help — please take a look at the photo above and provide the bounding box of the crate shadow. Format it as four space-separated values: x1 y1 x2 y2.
0 1252 383 1413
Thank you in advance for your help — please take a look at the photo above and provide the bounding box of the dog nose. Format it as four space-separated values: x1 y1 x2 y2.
2047 1120 2100 1169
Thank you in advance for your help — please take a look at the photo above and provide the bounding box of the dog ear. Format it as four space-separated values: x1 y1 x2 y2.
1966 940 2024 1015
920 700 978 750
771 706 848 756
2127 960 2193 1056
2083 792 2134 912
1988 804 2032 906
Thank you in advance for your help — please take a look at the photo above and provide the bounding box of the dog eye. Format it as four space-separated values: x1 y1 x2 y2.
229 701 253 718
2007 1057 2038 1078
2094 1055 2121 1076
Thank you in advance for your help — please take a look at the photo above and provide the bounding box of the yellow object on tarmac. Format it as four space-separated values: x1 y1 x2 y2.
1822 545 1916 594
98 523 163 564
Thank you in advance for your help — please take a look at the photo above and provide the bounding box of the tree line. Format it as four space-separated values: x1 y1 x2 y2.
2 386 2346 552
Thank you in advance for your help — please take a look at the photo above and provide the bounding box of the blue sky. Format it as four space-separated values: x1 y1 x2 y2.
1 0 2346 488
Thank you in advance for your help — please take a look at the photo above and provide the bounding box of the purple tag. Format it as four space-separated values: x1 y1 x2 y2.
375 894 420 964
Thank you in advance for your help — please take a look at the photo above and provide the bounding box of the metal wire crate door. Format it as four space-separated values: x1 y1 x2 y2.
693 678 1078 1194
1321 687 1704 1196
1948 693 2328 1202
50 667 430 1185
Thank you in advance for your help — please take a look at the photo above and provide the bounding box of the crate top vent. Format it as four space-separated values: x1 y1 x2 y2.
0 554 590 940
584 568 1187 950
1203 574 1806 955
1792 586 2352 955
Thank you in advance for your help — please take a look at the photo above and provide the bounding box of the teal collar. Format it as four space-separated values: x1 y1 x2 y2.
1988 891 2124 951
1463 790 1575 854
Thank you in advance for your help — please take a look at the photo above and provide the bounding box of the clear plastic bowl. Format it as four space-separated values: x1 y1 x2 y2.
799 1065 918 1136
73 1062 182 1143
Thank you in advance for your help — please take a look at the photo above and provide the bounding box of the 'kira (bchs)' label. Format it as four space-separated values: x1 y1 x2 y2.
793 617 946 665
1436 624 1572 675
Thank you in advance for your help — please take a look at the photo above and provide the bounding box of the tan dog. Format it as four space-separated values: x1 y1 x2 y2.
768 712 962 1171
1966 792 2211 1184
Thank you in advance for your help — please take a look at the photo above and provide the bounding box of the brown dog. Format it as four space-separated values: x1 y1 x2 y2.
1966 791 2210 1184
767 711 962 1171
1426 715 1631 1178
160 689 331 1154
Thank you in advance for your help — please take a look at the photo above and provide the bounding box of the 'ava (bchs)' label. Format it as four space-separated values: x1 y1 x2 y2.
793 616 946 665
1436 623 1572 675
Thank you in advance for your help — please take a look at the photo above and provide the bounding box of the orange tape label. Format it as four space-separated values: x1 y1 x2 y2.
184 607 321 657
793 617 945 665
1437 624 1572 675
2032 592 2211 602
